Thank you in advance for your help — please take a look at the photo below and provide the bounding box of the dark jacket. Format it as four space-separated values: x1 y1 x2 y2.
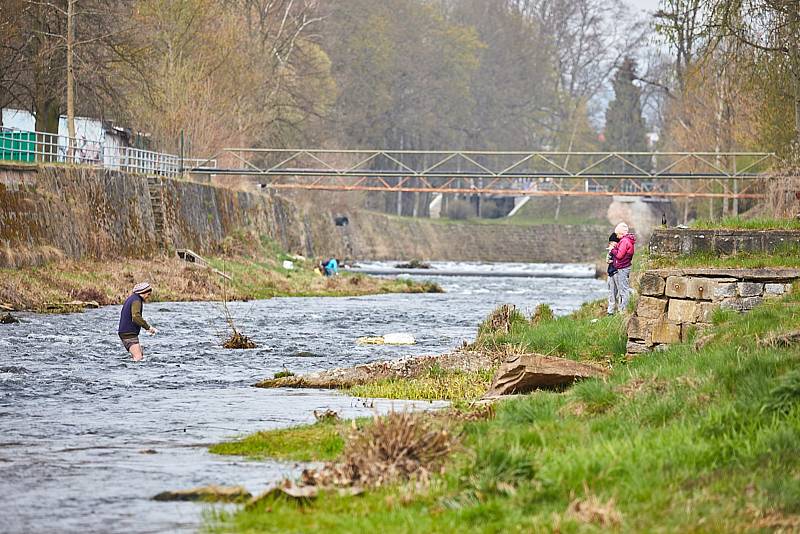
118 294 150 335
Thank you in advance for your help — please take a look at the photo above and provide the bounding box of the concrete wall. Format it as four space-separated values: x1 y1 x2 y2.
649 228 800 257
627 268 800 355
342 211 609 263
0 163 612 268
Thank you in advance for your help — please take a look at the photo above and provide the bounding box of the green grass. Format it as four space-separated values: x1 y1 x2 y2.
209 420 346 462
474 300 627 363
690 216 800 230
208 289 800 532
348 367 496 401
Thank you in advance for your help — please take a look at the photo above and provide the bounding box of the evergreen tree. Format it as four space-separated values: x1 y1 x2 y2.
604 57 648 173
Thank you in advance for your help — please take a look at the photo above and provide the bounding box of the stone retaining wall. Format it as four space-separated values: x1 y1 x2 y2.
344 211 609 263
0 163 349 267
649 228 800 257
627 268 800 355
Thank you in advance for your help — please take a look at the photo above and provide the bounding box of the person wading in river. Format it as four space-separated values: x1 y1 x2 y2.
118 282 157 361
609 222 636 313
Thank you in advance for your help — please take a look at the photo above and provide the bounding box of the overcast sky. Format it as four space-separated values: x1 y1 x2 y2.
627 0 661 14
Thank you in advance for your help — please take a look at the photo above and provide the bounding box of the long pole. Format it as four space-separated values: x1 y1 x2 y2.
66 0 76 158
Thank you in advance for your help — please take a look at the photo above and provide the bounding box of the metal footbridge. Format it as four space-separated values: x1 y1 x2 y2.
189 149 778 199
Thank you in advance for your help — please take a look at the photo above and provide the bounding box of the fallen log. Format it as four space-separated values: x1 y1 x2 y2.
482 353 609 398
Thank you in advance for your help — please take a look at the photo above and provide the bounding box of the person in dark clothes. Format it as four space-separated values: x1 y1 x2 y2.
118 282 157 361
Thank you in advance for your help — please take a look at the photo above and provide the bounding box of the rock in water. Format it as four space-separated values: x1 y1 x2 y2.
483 353 609 398
0 313 19 324
382 333 416 345
152 485 251 503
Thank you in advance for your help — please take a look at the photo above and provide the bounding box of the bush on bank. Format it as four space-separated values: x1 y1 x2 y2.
208 289 800 532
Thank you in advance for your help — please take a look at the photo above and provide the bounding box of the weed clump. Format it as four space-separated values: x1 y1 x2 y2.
531 303 555 325
394 259 432 269
477 304 525 339
301 411 455 489
313 409 340 423
274 369 295 379
223 330 257 349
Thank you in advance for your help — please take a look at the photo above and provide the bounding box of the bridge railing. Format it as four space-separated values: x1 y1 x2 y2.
194 148 778 199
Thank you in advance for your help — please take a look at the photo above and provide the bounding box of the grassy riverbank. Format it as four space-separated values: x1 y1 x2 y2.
0 235 441 312
209 288 800 532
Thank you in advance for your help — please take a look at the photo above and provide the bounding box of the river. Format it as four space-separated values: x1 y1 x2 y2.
0 264 605 533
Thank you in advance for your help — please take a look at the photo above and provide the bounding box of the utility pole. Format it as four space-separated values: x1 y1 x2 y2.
66 0 76 157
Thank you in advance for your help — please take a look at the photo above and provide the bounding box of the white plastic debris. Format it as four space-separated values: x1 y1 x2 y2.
356 333 417 346
282 260 294 270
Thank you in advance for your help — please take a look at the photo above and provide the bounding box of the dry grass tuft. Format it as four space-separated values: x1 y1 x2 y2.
300 411 456 489
477 304 522 339
70 286 111 306
531 303 555 325
616 378 668 399
562 491 622 527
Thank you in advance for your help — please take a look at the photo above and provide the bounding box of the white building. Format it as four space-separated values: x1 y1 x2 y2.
1 108 132 168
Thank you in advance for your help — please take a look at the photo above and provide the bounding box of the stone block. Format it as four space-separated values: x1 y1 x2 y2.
636 296 667 319
741 296 764 310
690 234 712 253
715 235 736 256
713 282 737 300
651 320 681 344
686 278 716 300
694 302 716 323
665 276 689 298
738 282 763 297
627 316 656 341
720 297 743 312
626 340 650 354
668 299 696 323
680 323 696 342
764 283 786 295
640 273 666 296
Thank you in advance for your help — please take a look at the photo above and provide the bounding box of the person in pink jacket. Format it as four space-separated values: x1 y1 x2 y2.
608 222 636 313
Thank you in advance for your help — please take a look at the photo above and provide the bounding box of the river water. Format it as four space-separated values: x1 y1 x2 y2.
0 264 605 534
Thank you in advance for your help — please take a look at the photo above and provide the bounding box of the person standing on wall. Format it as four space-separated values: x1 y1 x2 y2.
118 282 158 361
606 231 621 315
609 222 636 313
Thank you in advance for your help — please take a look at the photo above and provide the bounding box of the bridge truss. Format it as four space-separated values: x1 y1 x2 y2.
191 149 778 199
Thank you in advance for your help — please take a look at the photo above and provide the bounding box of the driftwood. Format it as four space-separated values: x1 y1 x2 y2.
255 350 498 389
483 353 609 398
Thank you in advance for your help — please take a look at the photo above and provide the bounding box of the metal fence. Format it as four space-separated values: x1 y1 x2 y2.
0 127 216 177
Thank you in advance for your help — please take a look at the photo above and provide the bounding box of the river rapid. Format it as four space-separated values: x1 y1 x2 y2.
0 264 605 533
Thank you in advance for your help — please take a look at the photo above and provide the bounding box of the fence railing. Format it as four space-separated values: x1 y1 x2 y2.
0 127 216 177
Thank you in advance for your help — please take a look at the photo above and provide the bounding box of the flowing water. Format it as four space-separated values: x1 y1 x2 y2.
0 264 605 533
